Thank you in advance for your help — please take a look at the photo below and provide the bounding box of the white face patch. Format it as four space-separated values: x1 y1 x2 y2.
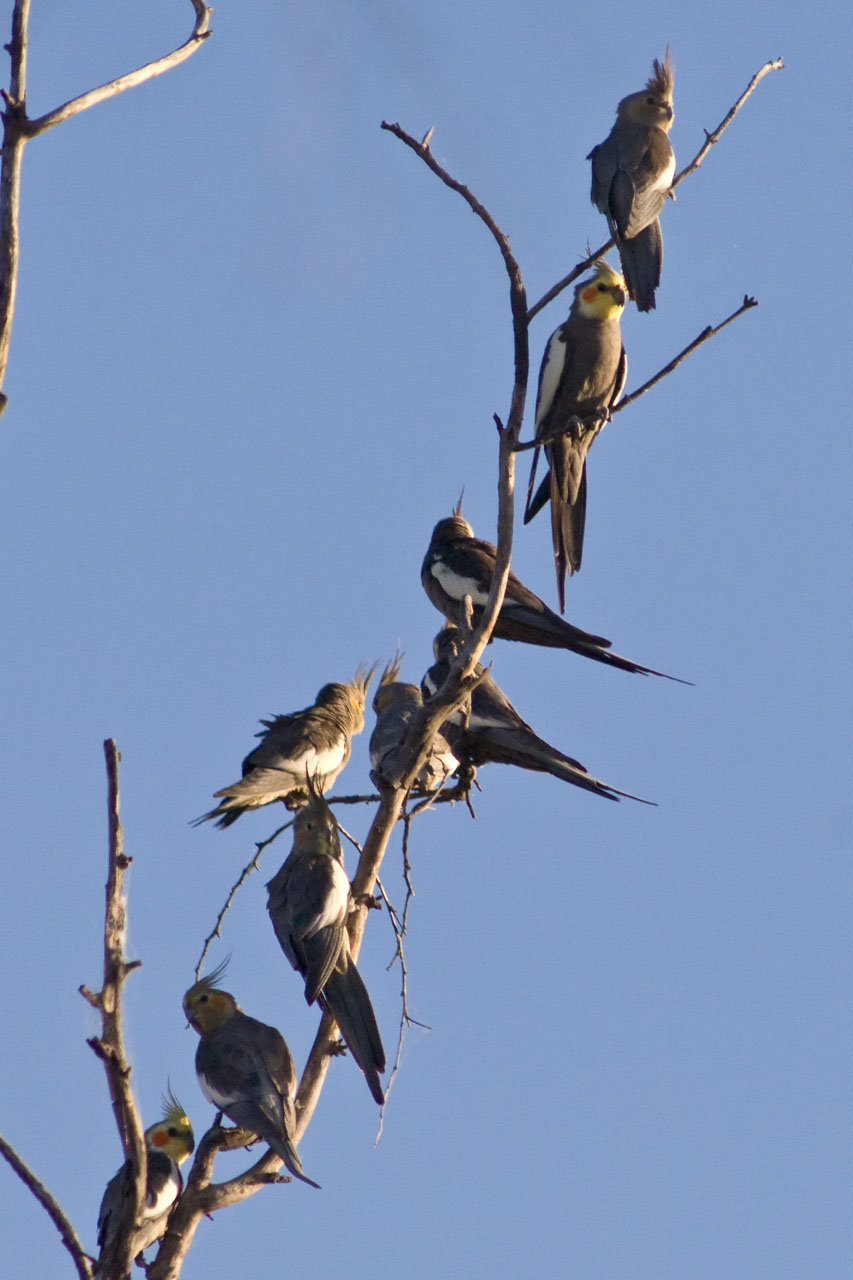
535 331 566 428
431 560 489 605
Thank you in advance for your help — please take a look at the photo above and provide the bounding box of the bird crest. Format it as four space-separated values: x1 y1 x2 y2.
647 47 674 100
159 1088 191 1133
589 259 626 292
350 663 377 710
371 655 402 706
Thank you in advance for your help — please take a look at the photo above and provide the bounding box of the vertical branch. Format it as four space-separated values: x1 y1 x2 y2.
0 0 211 405
0 0 30 404
79 741 147 1280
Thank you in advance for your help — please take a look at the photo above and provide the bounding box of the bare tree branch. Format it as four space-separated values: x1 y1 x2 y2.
514 294 759 453
286 122 532 1139
24 3 212 138
671 57 783 189
526 57 784 322
0 1 212 403
77 740 147 1280
0 1132 93 1280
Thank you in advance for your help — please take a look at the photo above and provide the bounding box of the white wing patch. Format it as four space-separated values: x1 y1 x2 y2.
145 1169 181 1219
198 1071 241 1109
535 329 567 429
432 559 489 605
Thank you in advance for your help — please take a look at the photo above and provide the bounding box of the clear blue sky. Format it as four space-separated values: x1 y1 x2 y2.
1 3 850 1278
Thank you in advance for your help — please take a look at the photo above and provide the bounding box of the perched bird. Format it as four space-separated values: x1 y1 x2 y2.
183 967 320 1188
588 50 675 312
524 260 627 601
193 666 375 828
95 1092 194 1278
266 779 386 1105
422 625 651 803
421 511 686 681
369 655 459 791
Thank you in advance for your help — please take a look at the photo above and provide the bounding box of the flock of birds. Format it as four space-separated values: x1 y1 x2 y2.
94 49 680 1276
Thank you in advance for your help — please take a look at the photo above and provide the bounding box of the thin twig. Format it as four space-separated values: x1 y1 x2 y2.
526 57 783 322
0 1133 93 1280
194 819 294 978
514 295 758 453
672 58 783 189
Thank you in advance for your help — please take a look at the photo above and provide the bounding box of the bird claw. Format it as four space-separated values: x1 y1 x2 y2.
327 1037 348 1059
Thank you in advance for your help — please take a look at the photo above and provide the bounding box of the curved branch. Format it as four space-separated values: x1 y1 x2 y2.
290 123 531 1137
25 3 212 138
0 1133 93 1280
526 57 784 322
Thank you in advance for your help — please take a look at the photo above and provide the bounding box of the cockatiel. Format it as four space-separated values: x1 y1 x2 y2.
193 667 375 828
524 261 627 601
183 967 320 1188
421 510 686 682
95 1092 194 1278
266 778 386 1105
422 625 651 804
588 50 675 311
369 655 459 791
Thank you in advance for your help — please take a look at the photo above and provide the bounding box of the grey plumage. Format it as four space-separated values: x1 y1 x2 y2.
422 625 652 804
266 782 386 1105
369 656 459 790
193 668 374 828
588 51 675 312
183 975 320 1189
525 260 627 601
422 512 688 682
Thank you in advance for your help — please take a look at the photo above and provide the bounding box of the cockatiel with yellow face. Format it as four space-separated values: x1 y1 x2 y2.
95 1092 194 1278
524 261 627 604
266 778 387 1105
183 967 320 1188
193 666 375 828
588 50 675 312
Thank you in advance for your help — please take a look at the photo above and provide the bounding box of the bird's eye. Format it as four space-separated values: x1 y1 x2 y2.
199 994 208 1003
168 1127 179 1137
646 96 655 105
597 284 606 292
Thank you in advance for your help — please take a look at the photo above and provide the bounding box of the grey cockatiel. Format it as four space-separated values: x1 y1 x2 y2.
421 510 687 682
588 50 675 312
524 260 627 601
95 1093 194 1279
422 625 651 804
193 666 375 828
266 780 386 1105
369 655 459 791
183 968 320 1188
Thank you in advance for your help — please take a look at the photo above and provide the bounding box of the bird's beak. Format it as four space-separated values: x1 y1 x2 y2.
665 103 673 121
613 286 626 307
